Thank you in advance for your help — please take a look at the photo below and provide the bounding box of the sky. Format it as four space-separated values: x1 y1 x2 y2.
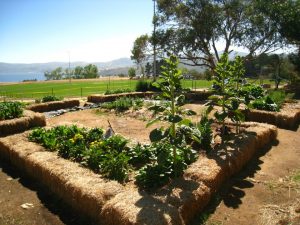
0 0 154 63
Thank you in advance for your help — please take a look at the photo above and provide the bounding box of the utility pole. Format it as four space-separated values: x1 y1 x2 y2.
68 51 71 83
153 0 157 81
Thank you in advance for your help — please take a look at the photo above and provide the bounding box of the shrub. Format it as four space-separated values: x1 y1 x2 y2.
251 96 279 111
101 97 144 112
135 80 160 92
42 95 63 102
0 102 23 120
104 88 133 95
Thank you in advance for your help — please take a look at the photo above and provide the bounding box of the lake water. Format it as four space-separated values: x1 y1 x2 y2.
0 73 45 82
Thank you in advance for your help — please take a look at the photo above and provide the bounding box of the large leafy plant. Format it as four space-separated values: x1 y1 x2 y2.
0 102 23 120
134 55 204 189
209 54 245 135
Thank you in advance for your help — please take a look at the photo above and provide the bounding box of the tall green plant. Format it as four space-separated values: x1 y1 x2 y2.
146 55 195 176
210 54 245 136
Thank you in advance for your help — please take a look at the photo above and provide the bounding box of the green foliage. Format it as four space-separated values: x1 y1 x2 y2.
104 88 132 95
128 67 136 79
0 101 23 120
239 84 264 104
251 96 279 112
209 54 245 135
135 141 196 188
41 95 63 102
138 55 203 189
101 97 144 112
28 125 130 182
267 90 287 109
135 80 160 92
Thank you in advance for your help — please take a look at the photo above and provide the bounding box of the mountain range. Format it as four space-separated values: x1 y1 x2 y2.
0 58 134 76
0 51 248 77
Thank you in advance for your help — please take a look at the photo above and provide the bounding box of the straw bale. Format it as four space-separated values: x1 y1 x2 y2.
156 178 212 224
0 133 124 222
244 103 300 129
87 92 154 103
0 121 278 225
0 110 46 137
26 100 80 112
101 190 184 225
184 155 224 190
184 90 212 101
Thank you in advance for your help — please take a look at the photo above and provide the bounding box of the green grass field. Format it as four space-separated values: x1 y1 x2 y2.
0 78 275 100
0 79 213 99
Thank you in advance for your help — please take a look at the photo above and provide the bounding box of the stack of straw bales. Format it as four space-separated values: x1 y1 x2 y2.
26 100 80 112
0 110 46 137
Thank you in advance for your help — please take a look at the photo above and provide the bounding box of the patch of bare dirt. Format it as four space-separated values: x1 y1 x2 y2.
0 103 299 225
192 127 300 225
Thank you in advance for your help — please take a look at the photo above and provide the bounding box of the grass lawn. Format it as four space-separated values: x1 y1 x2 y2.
0 78 276 99
0 79 213 99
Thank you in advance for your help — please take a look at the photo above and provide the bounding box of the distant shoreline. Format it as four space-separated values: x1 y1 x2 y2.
0 77 129 85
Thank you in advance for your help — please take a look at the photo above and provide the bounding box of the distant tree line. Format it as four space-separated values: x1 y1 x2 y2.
44 64 99 80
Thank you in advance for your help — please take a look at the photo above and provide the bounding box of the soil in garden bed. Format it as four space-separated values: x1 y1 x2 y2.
0 128 299 224
46 104 206 144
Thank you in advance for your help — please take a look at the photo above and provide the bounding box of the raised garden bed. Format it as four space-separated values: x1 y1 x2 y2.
87 90 212 104
26 99 80 113
185 90 212 102
243 101 300 129
0 110 46 137
0 122 277 224
88 92 154 103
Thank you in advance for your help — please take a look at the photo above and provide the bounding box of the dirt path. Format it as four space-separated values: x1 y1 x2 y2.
0 124 299 224
193 127 300 225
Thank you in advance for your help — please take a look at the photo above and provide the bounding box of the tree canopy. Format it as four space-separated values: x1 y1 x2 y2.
153 0 286 70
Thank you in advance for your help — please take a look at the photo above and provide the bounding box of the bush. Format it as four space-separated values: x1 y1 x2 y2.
135 80 160 92
0 102 23 120
104 88 133 95
41 95 63 103
251 96 279 111
101 97 144 112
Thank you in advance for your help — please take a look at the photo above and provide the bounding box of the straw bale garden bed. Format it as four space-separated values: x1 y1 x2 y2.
0 101 46 137
3 55 297 225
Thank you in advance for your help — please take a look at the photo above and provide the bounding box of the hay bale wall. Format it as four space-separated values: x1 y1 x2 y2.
26 100 80 112
243 106 300 129
0 110 46 137
87 92 154 103
0 123 277 225
100 123 277 225
184 90 212 101
0 132 124 222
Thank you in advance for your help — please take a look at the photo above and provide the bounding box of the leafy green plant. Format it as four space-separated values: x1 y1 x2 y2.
209 54 245 135
41 95 63 102
134 56 201 189
251 96 279 111
135 141 196 188
101 97 144 112
104 88 133 95
135 80 160 92
0 102 23 120
28 125 130 182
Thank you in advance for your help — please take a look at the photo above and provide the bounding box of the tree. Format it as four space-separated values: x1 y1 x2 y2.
128 67 136 79
74 66 84 79
147 0 284 72
131 35 150 77
44 67 63 80
83 64 98 79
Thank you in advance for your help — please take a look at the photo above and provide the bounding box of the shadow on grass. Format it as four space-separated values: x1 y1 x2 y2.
190 137 279 225
0 159 96 225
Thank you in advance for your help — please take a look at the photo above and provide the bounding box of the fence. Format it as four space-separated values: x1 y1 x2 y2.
0 79 211 101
